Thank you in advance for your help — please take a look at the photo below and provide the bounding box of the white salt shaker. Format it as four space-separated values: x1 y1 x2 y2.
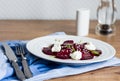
76 8 90 36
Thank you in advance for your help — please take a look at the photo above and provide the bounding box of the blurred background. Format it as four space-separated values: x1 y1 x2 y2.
0 0 119 20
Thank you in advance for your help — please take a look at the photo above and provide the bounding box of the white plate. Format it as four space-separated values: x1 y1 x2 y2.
26 35 116 65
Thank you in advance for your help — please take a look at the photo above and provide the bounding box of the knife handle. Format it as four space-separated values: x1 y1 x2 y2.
11 60 26 81
22 59 33 78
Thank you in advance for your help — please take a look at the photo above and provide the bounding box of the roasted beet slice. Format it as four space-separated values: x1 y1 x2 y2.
80 49 94 60
81 53 94 60
73 43 85 51
42 47 53 55
62 40 74 45
90 50 102 56
56 49 71 59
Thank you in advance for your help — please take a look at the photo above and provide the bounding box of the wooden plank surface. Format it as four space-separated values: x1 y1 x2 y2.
0 20 120 81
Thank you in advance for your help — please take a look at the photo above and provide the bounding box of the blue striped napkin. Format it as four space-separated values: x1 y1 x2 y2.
0 32 120 81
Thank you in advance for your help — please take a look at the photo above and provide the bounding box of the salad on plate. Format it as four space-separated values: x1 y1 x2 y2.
42 39 102 60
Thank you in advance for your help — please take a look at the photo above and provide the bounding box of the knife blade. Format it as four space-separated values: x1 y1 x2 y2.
2 42 26 81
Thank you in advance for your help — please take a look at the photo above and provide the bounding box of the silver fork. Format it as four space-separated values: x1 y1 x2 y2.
15 44 32 78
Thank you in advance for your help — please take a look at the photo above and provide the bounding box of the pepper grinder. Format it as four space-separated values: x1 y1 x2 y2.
95 0 117 36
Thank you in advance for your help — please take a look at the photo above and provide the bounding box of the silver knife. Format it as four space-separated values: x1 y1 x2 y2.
2 42 26 81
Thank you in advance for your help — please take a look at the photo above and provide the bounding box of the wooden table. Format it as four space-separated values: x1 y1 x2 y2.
0 20 120 81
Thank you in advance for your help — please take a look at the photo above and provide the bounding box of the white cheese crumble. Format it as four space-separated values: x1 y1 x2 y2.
70 51 82 60
85 42 96 50
51 39 63 52
51 44 61 52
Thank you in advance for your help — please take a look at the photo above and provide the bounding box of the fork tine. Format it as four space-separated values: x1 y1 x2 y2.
20 44 25 54
15 44 20 55
15 44 24 55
